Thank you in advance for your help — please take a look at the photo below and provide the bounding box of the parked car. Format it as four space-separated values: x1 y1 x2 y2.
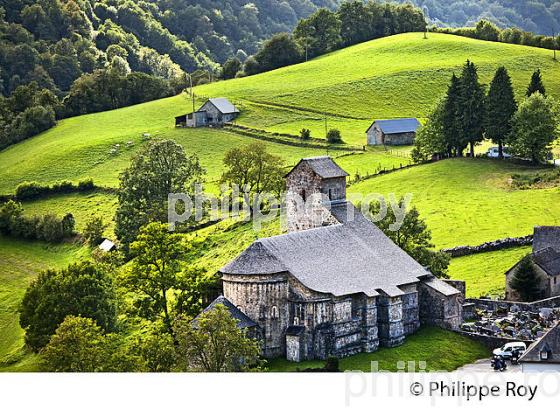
492 342 526 359
487 146 512 158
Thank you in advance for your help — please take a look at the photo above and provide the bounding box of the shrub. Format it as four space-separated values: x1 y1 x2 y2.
326 128 342 143
300 128 311 139
15 181 49 200
52 180 74 194
77 178 95 191
83 216 107 247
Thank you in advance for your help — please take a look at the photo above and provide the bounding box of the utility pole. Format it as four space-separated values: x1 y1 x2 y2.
324 114 328 138
187 73 195 114
553 31 557 61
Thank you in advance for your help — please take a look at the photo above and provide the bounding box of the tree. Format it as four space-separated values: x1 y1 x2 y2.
326 128 342 143
485 67 517 158
367 198 450 278
221 142 285 210
123 222 211 333
458 60 486 158
115 139 205 251
475 20 500 41
174 304 261 372
255 33 302 72
509 93 558 164
442 74 463 156
222 57 242 79
412 99 447 162
293 8 341 58
527 69 546 97
19 262 117 351
83 216 108 247
510 255 541 302
41 316 108 372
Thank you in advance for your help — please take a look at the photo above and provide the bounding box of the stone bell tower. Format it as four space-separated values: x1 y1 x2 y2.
284 156 349 233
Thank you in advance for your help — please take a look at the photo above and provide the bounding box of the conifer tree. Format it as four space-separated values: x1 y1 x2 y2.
485 67 517 158
458 60 486 158
510 255 541 302
442 73 463 156
527 69 546 97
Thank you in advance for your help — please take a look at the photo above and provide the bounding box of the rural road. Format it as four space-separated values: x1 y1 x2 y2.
455 358 522 373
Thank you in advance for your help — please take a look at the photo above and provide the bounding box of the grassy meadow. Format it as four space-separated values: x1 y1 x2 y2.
448 246 531 298
2 32 560 371
0 236 89 371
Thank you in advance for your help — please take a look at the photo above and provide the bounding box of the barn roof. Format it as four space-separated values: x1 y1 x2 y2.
519 322 560 364
367 118 421 134
194 296 257 329
205 97 239 114
286 156 349 179
221 203 443 298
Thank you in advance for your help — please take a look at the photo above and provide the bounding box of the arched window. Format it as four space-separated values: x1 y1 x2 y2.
271 306 278 319
293 317 299 326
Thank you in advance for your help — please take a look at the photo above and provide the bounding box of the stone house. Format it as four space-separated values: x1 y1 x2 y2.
366 118 420 146
505 226 560 301
210 156 462 362
175 97 239 127
520 322 560 372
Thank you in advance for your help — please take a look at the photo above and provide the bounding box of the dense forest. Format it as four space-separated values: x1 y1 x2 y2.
399 0 560 35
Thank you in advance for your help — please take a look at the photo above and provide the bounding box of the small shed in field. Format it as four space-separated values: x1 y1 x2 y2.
175 97 240 128
366 118 420 146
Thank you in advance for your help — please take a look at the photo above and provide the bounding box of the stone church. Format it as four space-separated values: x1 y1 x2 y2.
211 156 462 362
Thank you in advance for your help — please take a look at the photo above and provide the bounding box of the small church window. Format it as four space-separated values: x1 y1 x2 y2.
301 190 306 202
328 188 333 200
293 317 299 326
271 306 278 319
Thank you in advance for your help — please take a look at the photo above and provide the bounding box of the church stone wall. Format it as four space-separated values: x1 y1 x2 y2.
376 295 406 347
418 282 462 330
222 273 289 358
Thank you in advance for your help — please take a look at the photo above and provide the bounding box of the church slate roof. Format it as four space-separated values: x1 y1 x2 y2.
533 226 560 253
286 156 349 179
221 202 440 298
519 322 560 364
533 247 560 277
194 296 257 329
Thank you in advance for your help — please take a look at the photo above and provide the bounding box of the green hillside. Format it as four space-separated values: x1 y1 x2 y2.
196 32 560 143
1 32 560 371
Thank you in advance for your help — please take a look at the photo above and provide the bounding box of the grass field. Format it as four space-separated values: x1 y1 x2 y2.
0 236 89 372
448 246 531 298
348 158 560 248
196 32 560 144
267 327 490 372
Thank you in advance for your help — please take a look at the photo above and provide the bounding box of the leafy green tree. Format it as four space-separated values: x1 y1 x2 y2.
255 33 302 72
458 60 486 158
20 262 117 351
485 67 517 158
475 20 500 41
412 99 447 162
509 93 558 164
510 255 541 302
123 222 211 333
527 69 546 97
222 57 242 79
41 316 108 372
83 216 108 247
174 304 262 372
367 198 450 278
115 139 205 251
294 8 341 58
221 142 285 209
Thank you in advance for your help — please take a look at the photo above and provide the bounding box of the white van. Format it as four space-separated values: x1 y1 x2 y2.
493 342 526 359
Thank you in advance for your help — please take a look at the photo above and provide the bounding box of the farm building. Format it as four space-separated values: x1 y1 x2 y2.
209 156 463 362
175 97 239 128
366 118 421 146
505 226 560 301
